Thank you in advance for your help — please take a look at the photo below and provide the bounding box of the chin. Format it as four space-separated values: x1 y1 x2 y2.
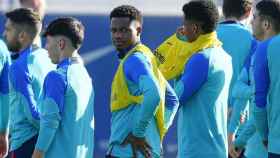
8 46 20 52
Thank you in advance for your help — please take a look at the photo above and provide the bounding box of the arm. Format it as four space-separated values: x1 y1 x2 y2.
122 53 161 158
0 46 10 133
228 68 251 134
123 53 161 138
229 116 256 158
253 41 270 141
0 41 10 158
34 71 66 154
234 117 257 148
164 82 179 129
12 62 40 120
174 53 209 105
232 68 253 99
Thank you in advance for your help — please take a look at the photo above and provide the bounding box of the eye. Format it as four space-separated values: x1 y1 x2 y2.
120 28 129 33
110 28 117 33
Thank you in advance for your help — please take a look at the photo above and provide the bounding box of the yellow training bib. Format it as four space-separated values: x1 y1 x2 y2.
111 43 167 141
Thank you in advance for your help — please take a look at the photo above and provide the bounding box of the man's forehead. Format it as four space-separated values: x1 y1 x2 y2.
111 17 140 28
111 17 131 25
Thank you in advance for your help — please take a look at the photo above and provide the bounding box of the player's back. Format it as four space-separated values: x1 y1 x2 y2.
45 58 95 158
217 22 254 107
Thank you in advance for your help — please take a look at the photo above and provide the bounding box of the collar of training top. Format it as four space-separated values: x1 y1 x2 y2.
57 57 81 68
220 20 243 26
19 45 32 57
117 42 141 59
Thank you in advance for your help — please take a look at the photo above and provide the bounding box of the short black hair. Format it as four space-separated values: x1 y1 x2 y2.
110 5 143 25
183 0 219 33
5 8 41 38
222 0 252 19
256 0 280 32
43 17 85 49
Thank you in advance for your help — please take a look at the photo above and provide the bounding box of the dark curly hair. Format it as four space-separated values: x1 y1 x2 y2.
183 0 219 33
110 5 143 25
43 17 84 49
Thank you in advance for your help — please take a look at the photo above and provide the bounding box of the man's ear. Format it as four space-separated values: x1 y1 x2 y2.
58 38 66 50
263 19 272 31
18 31 27 43
193 23 201 34
244 6 252 19
136 26 142 36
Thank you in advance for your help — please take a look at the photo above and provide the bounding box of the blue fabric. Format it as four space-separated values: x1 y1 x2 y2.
217 23 253 107
254 35 280 154
254 39 272 108
243 39 259 82
42 59 69 114
164 81 179 109
0 39 10 94
228 39 259 134
123 52 160 138
123 53 160 138
132 76 160 138
219 20 241 25
36 57 94 158
109 50 178 158
0 39 11 132
36 58 69 151
11 135 38 157
118 43 139 59
179 53 209 105
124 52 178 110
10 46 40 119
176 47 232 158
123 53 150 83
230 47 267 158
9 45 54 151
269 153 280 158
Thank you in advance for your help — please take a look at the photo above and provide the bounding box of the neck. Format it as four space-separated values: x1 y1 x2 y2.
19 41 32 53
224 17 240 22
59 50 78 62
262 30 279 41
117 42 139 59
32 35 41 47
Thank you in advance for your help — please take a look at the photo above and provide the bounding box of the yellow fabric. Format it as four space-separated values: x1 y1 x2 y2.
111 43 167 141
154 31 222 80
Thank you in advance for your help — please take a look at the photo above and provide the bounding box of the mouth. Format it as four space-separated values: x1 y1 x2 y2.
113 40 125 46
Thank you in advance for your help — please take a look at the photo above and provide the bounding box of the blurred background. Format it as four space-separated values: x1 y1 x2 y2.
0 0 223 157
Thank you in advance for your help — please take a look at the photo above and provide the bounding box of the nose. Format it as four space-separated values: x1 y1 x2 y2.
45 42 49 51
2 30 6 39
113 30 123 39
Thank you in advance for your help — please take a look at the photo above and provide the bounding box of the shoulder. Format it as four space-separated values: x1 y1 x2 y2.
266 35 280 57
217 23 253 39
44 70 67 86
124 52 150 69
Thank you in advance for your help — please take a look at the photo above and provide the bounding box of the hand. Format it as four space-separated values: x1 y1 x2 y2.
228 133 241 158
0 133 8 158
229 144 242 158
32 149 44 158
176 26 185 37
263 140 268 149
122 133 152 158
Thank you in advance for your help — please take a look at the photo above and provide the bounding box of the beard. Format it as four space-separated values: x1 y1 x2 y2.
3 36 22 52
7 40 22 52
